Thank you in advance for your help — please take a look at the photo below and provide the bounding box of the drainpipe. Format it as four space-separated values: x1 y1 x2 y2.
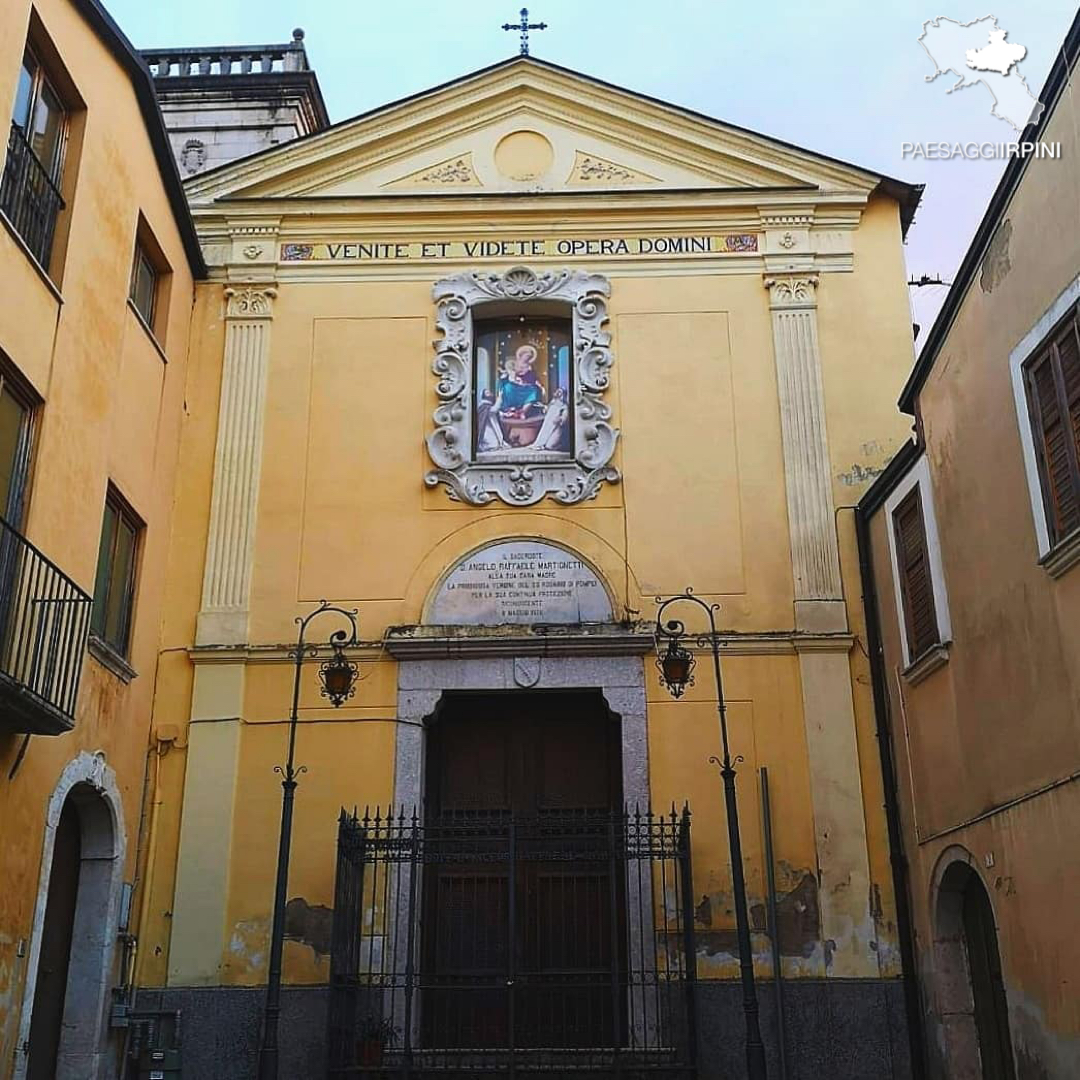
854 503 927 1079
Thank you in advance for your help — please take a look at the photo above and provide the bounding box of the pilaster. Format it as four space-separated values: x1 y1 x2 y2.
197 283 277 646
167 666 246 986
764 273 846 633
795 642 878 978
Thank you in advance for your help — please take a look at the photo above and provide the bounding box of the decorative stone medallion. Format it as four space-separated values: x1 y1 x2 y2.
427 539 613 625
180 138 206 175
425 265 620 505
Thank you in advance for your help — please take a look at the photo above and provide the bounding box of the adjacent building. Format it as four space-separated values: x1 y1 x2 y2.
130 53 926 1079
0 1 203 1077
858 11 1080 1079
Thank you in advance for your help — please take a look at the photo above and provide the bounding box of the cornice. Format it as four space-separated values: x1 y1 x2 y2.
185 629 857 663
188 191 867 274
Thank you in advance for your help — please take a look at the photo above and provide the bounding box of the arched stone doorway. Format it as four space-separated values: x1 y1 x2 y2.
15 753 126 1080
932 851 1016 1080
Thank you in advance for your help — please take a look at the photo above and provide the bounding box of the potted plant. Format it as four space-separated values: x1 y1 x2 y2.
355 1015 398 1067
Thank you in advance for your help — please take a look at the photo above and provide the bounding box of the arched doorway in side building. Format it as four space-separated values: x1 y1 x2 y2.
16 754 125 1080
933 854 1016 1080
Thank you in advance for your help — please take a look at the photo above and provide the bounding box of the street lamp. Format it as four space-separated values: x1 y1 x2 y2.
257 601 359 1080
654 588 768 1080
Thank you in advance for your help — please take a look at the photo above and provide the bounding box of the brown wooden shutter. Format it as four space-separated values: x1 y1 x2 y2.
1025 312 1080 543
893 486 939 661
1061 318 1080 480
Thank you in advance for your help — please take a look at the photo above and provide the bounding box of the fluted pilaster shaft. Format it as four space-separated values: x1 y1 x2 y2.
197 284 277 645
765 276 844 626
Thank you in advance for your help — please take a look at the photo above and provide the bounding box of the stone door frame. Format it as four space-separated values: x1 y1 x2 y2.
14 751 126 1080
393 655 650 812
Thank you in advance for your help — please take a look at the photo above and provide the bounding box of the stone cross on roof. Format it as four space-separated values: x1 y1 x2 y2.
502 8 548 56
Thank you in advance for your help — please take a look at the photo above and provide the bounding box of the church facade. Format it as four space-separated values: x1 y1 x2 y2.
128 55 924 1078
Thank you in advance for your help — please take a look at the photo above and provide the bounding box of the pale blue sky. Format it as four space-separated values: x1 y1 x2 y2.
111 0 1076 341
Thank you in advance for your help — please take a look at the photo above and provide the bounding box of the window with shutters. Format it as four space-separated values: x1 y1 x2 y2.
892 485 941 662
884 456 952 676
1023 307 1080 548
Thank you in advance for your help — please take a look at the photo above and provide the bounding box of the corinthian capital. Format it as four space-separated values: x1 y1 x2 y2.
764 274 819 309
224 284 277 319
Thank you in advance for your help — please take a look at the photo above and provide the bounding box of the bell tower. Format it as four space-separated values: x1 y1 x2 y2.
140 28 330 177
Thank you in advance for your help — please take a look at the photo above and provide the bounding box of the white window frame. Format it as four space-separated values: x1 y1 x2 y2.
1009 272 1080 560
884 454 952 669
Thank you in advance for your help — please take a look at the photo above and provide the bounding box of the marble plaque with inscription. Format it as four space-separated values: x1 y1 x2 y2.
428 541 613 625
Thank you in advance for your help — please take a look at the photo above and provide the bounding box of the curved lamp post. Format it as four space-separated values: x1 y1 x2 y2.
655 588 767 1080
257 601 360 1080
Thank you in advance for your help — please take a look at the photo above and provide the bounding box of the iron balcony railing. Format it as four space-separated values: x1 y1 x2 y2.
0 121 65 269
0 515 92 733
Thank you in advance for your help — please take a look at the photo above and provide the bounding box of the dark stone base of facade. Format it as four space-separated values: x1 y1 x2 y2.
143 978 912 1080
695 978 912 1080
136 986 329 1080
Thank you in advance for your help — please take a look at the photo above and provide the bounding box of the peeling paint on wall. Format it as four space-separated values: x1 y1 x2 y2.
1009 988 1080 1080
980 219 1012 293
693 871 822 962
284 897 334 959
774 872 821 958
838 462 885 486
226 917 269 980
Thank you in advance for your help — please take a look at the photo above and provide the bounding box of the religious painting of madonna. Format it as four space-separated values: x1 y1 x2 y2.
473 317 573 459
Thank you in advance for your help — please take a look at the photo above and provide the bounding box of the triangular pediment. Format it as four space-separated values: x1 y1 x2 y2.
185 57 897 209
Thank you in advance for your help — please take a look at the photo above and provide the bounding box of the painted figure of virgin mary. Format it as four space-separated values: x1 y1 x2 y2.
474 320 572 456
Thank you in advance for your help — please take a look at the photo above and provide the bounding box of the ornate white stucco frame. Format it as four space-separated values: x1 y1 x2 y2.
424 266 621 505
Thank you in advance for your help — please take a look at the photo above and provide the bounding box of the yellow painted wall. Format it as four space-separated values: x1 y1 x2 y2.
0 0 195 1067
139 172 918 995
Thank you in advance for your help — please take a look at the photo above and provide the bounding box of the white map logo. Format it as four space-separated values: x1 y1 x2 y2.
919 15 1045 132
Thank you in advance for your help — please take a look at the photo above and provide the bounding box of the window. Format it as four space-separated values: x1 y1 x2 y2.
0 370 36 527
1023 307 1080 546
91 490 141 657
129 242 158 328
884 455 951 674
127 217 171 344
1 47 67 267
893 486 939 662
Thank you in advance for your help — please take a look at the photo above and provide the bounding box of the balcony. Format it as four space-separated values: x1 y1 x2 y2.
0 517 92 735
0 121 65 270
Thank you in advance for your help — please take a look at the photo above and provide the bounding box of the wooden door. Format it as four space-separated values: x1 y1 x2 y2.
422 691 624 1054
27 800 81 1080
963 878 1016 1080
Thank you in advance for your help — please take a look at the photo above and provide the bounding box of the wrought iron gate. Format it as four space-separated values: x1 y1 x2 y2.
327 806 698 1078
